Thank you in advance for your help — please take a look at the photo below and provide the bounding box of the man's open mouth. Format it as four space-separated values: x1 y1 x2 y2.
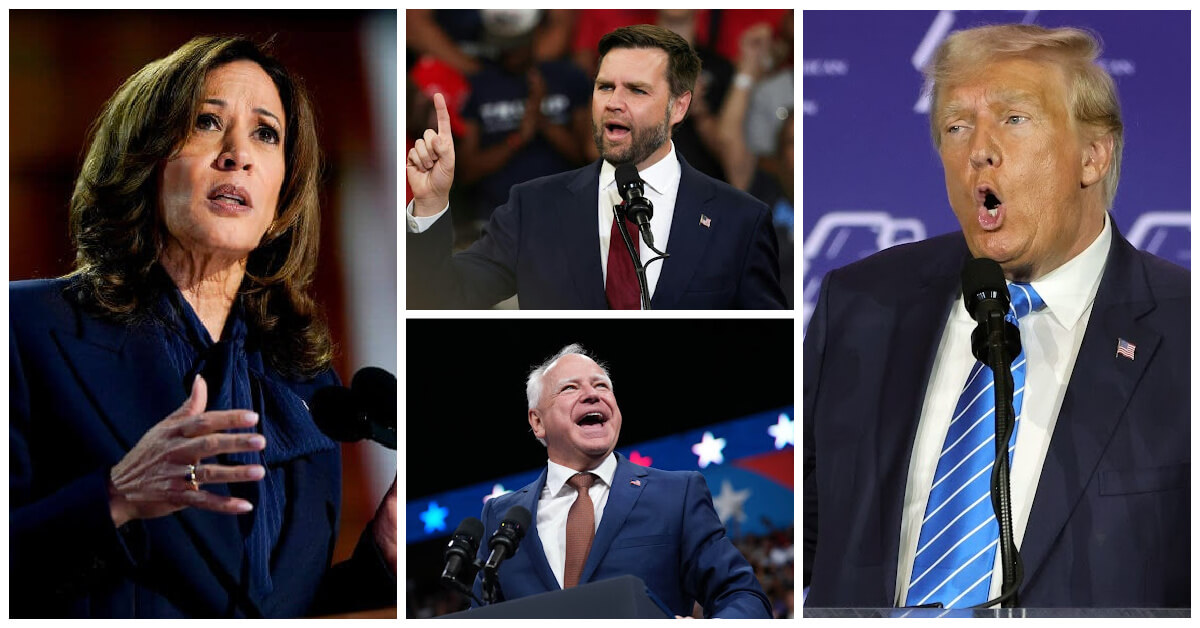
604 121 631 138
983 190 1002 217
576 412 608 426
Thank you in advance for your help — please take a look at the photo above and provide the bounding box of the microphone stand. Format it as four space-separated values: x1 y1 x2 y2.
613 201 652 310
481 566 504 605
971 312 1024 609
441 561 484 606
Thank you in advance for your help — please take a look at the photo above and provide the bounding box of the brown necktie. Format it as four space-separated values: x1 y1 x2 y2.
563 472 597 588
605 212 641 310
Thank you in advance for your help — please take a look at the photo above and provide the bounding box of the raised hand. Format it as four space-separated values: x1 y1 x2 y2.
108 375 266 527
407 92 456 216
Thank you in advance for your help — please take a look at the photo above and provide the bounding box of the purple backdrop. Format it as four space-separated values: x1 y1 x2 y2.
802 10 1190 329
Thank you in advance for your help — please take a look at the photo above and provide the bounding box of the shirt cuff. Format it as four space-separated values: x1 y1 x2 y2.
406 199 450 233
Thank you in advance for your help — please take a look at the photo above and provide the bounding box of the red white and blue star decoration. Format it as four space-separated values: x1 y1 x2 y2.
692 431 727 468
405 406 794 543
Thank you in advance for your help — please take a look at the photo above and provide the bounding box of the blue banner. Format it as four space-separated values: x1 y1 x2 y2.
407 406 795 544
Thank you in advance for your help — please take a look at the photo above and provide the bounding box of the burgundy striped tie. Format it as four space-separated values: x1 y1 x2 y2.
563 472 597 588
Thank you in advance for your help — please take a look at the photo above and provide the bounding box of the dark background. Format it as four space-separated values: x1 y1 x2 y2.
404 317 795 605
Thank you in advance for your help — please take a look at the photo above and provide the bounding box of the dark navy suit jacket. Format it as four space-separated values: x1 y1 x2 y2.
472 453 771 617
9 279 394 617
803 223 1190 607
407 153 786 309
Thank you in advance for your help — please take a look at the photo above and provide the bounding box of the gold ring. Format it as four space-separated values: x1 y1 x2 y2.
185 463 200 491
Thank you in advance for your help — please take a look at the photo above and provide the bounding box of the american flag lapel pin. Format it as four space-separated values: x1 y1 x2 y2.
630 479 641 487
699 214 711 228
1116 338 1137 360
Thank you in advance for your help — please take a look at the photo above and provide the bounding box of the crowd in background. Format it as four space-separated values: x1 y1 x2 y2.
407 9 794 307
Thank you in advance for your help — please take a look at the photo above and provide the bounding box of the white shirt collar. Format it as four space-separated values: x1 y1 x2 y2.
953 212 1110 331
545 452 618 496
1024 212 1111 331
598 141 678 196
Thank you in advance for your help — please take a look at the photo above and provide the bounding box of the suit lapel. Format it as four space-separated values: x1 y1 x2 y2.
581 453 647 584
652 156 713 309
876 243 966 602
561 162 607 308
513 470 561 593
52 312 256 615
1021 228 1160 587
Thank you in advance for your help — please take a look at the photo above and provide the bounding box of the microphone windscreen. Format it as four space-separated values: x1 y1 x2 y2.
961 257 1009 319
502 505 532 532
352 367 397 429
614 163 641 191
455 517 485 547
310 385 370 443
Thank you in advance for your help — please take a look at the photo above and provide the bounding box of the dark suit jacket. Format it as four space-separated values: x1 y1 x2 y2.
472 453 771 617
803 224 1190 607
9 278 394 617
407 153 786 309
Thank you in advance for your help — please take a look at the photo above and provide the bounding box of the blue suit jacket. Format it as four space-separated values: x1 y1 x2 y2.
407 153 786 309
472 453 771 617
803 224 1189 607
9 278 394 617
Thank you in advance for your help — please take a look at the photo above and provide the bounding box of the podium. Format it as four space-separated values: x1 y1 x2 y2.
442 575 672 618
803 608 1190 618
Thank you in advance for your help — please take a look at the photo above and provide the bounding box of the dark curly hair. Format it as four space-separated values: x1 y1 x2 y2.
66 35 332 378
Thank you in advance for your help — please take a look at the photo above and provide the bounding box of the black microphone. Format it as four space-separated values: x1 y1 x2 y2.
441 517 484 586
961 258 1020 362
310 367 397 449
483 506 532 576
960 257 1024 608
614 163 655 248
351 366 397 445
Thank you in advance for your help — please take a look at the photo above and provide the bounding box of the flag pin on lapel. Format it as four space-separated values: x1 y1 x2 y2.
699 214 711 228
1116 338 1136 360
630 479 641 487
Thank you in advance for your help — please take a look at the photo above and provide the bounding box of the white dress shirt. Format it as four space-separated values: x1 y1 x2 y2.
405 144 682 308
537 453 617 589
894 214 1112 606
597 142 680 305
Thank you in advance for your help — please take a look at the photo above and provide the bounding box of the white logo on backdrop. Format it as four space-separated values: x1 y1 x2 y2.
1126 211 1190 265
912 10 1042 113
802 212 927 330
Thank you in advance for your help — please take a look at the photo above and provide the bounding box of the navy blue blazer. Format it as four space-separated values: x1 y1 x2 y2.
803 223 1190 607
472 453 771 618
407 153 786 309
10 278 394 617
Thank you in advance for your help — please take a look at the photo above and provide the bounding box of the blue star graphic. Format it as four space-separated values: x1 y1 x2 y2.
420 501 449 533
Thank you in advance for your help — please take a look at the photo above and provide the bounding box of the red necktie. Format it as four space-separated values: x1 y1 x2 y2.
605 212 641 309
563 472 597 588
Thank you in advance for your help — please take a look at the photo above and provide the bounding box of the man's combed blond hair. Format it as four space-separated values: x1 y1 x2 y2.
925 24 1124 208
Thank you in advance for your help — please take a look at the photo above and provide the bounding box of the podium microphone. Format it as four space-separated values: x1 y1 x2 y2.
614 163 655 248
441 517 484 588
483 506 532 575
310 367 397 449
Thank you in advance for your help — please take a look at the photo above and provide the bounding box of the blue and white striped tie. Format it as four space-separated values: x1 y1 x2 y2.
905 282 1045 608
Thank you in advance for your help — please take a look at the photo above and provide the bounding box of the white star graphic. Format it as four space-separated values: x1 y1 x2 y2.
483 483 512 503
712 479 752 525
691 431 727 468
768 413 794 450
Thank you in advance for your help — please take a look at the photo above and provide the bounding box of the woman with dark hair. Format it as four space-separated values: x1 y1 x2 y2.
10 36 396 617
